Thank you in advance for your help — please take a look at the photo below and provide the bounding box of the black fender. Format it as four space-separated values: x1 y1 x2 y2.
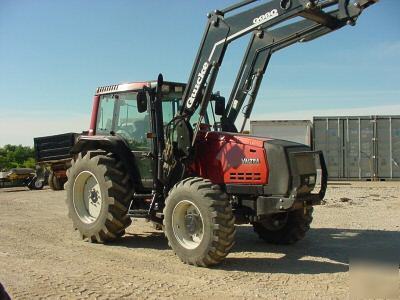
70 135 143 190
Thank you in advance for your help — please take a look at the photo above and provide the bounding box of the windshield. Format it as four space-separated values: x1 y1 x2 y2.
177 101 217 129
96 92 150 151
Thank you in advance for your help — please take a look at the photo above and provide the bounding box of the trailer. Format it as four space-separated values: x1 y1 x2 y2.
0 168 44 189
34 132 79 190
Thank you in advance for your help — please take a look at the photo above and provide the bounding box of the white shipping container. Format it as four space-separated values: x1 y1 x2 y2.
250 120 312 146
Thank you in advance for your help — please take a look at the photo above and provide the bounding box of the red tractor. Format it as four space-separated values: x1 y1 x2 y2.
65 0 376 266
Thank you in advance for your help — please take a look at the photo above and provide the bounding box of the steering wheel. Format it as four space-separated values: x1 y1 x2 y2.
115 127 132 141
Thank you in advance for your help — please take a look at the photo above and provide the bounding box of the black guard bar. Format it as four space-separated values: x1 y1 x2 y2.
256 150 328 215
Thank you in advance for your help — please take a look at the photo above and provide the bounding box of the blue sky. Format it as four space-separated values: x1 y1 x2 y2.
0 0 399 145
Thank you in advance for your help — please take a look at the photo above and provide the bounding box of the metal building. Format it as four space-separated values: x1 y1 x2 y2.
250 120 313 146
313 116 400 180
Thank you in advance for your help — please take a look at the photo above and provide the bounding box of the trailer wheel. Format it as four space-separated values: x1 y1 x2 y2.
33 177 44 190
52 174 66 191
253 207 313 245
28 176 44 190
163 177 235 267
65 152 132 242
48 172 55 190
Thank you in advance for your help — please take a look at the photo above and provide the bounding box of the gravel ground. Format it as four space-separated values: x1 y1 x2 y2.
0 182 399 299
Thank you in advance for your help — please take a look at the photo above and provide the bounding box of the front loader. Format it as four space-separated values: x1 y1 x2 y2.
65 0 377 267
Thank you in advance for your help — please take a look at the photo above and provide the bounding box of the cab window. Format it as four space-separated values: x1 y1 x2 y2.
115 93 150 151
181 102 211 127
96 92 150 151
96 94 115 134
162 100 176 126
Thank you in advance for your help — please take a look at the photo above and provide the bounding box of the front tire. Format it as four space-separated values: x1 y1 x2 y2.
163 177 235 267
65 152 132 243
253 207 313 245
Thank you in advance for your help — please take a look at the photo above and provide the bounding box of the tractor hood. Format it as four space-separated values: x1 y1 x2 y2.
196 130 304 148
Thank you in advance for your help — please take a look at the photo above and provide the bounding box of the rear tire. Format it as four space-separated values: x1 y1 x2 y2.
163 177 235 267
65 152 133 243
253 207 313 245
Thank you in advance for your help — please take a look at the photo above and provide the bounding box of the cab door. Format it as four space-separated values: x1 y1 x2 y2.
96 92 153 189
114 92 153 189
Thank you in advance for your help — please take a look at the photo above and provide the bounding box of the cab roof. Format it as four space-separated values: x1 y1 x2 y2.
95 80 186 96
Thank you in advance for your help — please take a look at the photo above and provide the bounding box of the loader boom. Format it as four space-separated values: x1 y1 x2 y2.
223 2 373 131
180 0 376 120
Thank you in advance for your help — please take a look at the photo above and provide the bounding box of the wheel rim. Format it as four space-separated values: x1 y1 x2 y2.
73 171 102 224
34 179 42 188
172 200 204 250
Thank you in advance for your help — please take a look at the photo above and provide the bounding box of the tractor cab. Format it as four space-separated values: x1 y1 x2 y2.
89 80 222 189
93 81 187 147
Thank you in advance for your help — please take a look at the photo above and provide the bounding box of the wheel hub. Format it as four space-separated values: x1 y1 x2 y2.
184 213 201 235
90 189 99 204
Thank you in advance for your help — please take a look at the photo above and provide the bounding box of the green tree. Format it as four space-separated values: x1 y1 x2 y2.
0 145 36 170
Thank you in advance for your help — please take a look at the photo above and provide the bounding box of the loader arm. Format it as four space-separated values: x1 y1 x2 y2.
179 0 377 134
222 2 375 131
162 0 377 186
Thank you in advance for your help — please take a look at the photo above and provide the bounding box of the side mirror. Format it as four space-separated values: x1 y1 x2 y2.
137 91 148 113
157 73 163 90
214 96 225 116
156 73 164 99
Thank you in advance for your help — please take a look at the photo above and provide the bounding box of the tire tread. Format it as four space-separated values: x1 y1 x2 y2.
253 207 313 245
164 177 235 267
65 152 133 243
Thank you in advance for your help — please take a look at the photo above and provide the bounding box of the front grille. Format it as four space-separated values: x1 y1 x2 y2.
229 172 261 181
